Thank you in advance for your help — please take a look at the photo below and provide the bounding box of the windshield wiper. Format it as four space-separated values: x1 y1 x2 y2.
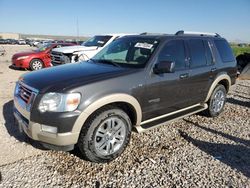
89 58 96 63
94 59 121 67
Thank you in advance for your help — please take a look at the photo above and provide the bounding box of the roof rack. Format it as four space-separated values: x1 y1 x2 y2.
175 30 221 37
140 32 166 35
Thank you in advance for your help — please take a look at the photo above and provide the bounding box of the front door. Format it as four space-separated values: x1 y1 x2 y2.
142 39 193 121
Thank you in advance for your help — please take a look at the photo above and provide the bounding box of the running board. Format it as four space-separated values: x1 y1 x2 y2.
135 104 208 133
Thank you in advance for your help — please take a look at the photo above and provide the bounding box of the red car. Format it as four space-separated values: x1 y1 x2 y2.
12 43 75 71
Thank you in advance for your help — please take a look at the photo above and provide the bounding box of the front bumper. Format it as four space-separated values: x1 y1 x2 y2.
13 95 79 149
12 58 30 69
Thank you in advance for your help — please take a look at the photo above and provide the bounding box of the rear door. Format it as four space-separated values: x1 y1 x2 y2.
185 39 216 103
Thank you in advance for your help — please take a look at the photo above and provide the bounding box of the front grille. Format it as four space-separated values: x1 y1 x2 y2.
18 83 33 103
15 82 38 111
51 51 63 64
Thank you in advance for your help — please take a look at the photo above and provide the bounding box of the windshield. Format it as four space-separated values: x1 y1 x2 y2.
82 35 112 47
92 37 159 68
36 43 52 52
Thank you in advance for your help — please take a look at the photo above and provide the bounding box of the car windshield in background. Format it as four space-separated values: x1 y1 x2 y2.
83 35 112 47
36 43 52 52
91 37 159 68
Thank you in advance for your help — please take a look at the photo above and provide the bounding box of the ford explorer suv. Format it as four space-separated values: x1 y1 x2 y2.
13 31 237 163
50 34 132 66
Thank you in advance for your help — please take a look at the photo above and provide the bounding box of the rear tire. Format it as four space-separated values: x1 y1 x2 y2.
203 84 227 117
77 106 132 163
30 59 44 71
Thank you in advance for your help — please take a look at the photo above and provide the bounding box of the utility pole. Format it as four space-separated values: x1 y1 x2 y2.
76 17 79 42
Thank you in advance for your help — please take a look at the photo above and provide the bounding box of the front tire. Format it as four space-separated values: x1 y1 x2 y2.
30 59 44 71
77 106 132 163
204 84 227 117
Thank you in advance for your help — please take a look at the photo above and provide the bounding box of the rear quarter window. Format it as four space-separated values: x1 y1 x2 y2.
214 40 235 63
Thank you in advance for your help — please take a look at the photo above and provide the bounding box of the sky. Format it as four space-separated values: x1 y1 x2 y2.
0 0 250 42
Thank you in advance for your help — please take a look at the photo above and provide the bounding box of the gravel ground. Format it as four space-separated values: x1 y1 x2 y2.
0 46 43 166
0 46 249 187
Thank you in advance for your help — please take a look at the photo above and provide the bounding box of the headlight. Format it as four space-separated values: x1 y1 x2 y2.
17 56 29 60
14 83 20 96
38 93 81 112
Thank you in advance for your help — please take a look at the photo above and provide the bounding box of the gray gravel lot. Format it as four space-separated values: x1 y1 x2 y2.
0 47 249 187
0 49 43 166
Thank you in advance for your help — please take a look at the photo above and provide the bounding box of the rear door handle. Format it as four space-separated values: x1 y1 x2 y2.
211 68 217 72
179 73 189 79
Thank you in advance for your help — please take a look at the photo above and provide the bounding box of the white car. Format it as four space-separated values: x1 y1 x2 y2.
50 34 131 65
18 39 26 45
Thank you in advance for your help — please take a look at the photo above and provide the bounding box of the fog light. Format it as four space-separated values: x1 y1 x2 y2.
41 125 58 134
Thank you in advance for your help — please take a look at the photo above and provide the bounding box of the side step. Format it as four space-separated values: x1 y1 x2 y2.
135 104 208 133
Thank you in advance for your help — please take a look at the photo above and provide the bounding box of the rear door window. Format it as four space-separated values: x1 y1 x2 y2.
188 39 207 68
158 40 186 71
214 40 235 62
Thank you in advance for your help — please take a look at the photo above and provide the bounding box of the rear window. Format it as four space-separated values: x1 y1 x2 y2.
214 40 235 62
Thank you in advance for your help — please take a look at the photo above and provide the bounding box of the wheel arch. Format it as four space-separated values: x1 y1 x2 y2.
205 74 231 102
72 93 142 134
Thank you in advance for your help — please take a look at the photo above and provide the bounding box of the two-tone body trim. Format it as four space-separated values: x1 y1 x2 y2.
205 74 231 102
72 93 142 133
135 103 208 133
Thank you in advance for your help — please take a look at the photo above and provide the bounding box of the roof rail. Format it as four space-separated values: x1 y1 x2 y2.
175 30 221 37
140 32 166 35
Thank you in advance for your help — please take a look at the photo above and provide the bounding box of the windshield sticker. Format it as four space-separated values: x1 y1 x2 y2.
97 41 105 44
134 42 153 49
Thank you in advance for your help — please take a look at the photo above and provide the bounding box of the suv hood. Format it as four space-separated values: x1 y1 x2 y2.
52 45 98 54
21 62 138 93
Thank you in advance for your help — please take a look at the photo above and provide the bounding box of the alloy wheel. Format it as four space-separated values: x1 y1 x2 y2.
32 60 43 70
212 90 225 112
94 116 126 156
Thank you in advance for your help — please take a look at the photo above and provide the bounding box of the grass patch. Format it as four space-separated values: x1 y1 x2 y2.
231 45 250 57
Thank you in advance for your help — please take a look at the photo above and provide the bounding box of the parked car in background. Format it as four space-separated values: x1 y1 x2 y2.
28 40 40 47
50 34 131 66
4 39 12 44
5 39 18 44
12 43 76 70
36 40 54 48
26 40 34 46
0 39 6 44
18 39 26 45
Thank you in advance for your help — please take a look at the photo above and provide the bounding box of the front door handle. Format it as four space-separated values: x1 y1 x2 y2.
211 68 217 72
179 73 189 79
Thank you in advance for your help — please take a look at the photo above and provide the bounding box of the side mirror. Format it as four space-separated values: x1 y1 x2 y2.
153 61 175 74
